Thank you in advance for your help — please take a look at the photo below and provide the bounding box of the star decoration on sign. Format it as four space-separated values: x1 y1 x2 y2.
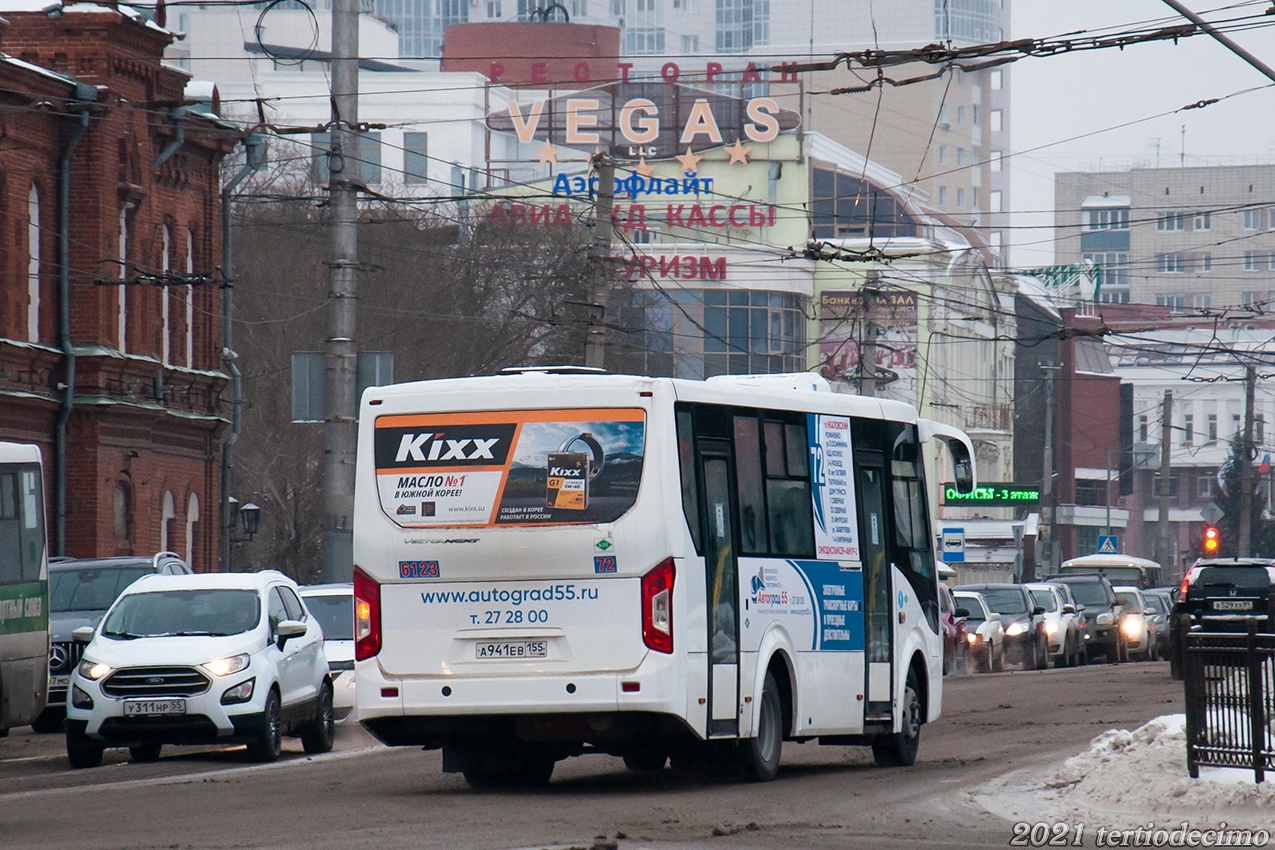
634 157 655 178
675 146 703 174
535 140 560 165
725 138 752 165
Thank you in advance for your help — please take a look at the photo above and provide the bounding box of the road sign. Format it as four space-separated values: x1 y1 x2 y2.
1201 501 1224 525
941 528 965 563
1097 535 1118 555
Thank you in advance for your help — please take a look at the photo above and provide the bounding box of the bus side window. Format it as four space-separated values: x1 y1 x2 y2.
733 415 768 554
19 468 44 582
0 473 20 585
763 418 814 557
675 410 703 553
889 425 938 631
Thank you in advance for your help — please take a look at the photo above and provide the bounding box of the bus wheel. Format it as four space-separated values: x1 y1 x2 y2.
872 667 921 767
463 757 554 789
622 750 668 772
738 671 782 782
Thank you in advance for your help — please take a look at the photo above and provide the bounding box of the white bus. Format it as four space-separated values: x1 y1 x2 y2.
353 371 975 785
0 442 50 737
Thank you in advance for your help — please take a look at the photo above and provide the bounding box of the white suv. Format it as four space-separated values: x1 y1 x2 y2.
64 571 334 768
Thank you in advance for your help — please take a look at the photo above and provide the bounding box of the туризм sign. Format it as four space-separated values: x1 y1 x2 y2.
941 484 1041 507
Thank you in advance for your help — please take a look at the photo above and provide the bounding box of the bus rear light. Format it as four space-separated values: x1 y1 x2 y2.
354 566 382 660
641 557 675 654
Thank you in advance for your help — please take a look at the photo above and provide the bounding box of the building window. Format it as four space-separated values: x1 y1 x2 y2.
1075 480 1107 507
27 184 40 343
118 207 129 352
956 188 966 208
938 145 949 165
811 168 918 240
1245 251 1261 271
571 0 586 16
404 132 428 183
1197 472 1214 498
487 0 502 16
938 186 948 207
1193 293 1211 309
957 147 967 166
1207 413 1218 443
1155 253 1185 273
1156 212 1184 231
957 105 966 125
1183 414 1194 445
1084 208 1129 230
1152 472 1178 498
1085 251 1130 291
1193 211 1210 230
990 109 1003 132
161 490 176 553
681 33 699 52
625 26 666 53
1242 208 1260 230
185 229 195 368
938 104 949 124
1198 252 1211 272
990 190 1002 213
716 0 766 52
990 149 1003 173
113 480 131 542
161 224 172 365
185 493 200 571
990 69 1003 90
292 352 395 422
972 104 979 125
1156 294 1186 310
311 132 381 185
1138 414 1148 443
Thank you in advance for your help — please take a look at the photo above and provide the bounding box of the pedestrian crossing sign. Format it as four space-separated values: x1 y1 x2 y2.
1097 535 1118 555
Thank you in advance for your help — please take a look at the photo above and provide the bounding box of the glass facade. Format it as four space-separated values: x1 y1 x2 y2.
615 288 807 379
934 0 998 44
375 0 468 58
715 0 767 53
812 168 919 240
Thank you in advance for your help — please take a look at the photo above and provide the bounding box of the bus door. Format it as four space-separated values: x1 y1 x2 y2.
698 439 739 738
855 448 893 722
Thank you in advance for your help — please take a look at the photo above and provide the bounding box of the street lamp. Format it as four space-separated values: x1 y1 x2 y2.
228 497 260 543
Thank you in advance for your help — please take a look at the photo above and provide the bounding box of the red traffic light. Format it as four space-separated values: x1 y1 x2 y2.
1203 526 1220 552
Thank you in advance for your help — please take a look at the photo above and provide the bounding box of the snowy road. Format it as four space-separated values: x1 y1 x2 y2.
0 662 1184 850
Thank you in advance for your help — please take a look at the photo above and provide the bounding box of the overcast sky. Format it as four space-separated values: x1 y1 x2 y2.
1008 1 1275 267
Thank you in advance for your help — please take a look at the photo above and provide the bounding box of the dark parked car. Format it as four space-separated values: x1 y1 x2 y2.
954 583 1049 669
1143 589 1173 660
1169 558 1275 680
939 584 970 675
1048 574 1128 664
32 552 192 733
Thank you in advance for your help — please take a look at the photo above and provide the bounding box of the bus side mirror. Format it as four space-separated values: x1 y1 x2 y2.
949 440 974 495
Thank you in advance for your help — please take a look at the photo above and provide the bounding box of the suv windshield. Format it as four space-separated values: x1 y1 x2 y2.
51 567 154 612
979 588 1027 616
304 594 353 641
1029 589 1058 612
102 589 261 638
1058 581 1109 608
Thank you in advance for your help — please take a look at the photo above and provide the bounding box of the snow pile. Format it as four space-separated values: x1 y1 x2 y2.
976 715 1275 829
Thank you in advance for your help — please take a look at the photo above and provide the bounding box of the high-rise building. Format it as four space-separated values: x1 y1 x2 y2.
1055 165 1275 309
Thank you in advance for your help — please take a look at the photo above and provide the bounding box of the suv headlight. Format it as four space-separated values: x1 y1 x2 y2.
78 659 112 680
1005 622 1027 636
202 654 251 677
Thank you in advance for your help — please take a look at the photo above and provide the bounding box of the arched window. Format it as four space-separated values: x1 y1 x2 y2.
161 490 176 553
118 208 129 352
27 185 40 343
113 480 131 542
161 224 172 365
185 492 200 570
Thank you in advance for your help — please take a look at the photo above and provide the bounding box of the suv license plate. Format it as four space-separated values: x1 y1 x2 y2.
1213 600 1254 611
476 640 548 659
123 700 186 716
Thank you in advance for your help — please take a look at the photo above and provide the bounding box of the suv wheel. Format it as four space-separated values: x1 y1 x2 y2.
246 689 283 763
66 728 104 769
129 743 162 763
300 681 335 755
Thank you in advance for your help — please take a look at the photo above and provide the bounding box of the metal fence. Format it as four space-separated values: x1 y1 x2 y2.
1182 618 1275 782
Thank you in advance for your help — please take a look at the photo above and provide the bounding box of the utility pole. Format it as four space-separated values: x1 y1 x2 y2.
584 155 615 370
859 272 879 398
321 0 360 582
1037 366 1056 578
1156 390 1173 571
1239 365 1256 557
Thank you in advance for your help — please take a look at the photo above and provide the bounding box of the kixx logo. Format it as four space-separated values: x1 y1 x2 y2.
395 433 499 463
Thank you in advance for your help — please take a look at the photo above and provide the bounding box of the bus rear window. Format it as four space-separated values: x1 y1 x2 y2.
372 408 645 528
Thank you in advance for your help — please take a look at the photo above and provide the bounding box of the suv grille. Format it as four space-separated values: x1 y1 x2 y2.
49 640 84 676
102 666 210 698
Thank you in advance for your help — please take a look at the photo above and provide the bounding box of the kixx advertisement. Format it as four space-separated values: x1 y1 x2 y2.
373 409 645 527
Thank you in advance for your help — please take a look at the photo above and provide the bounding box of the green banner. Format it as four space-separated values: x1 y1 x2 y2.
0 580 48 636
942 484 1040 506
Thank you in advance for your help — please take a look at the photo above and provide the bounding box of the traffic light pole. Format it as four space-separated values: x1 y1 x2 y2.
1239 364 1256 557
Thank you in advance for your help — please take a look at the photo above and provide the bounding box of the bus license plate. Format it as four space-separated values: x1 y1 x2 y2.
1213 600 1253 611
476 640 547 659
123 700 186 716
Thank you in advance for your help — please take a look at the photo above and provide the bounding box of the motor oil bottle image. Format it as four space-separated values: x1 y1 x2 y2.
546 432 604 510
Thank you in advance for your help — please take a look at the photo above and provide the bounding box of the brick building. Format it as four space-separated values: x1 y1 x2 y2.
0 3 234 569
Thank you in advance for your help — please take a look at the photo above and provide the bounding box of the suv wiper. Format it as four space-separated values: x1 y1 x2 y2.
102 630 144 640
167 630 235 637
